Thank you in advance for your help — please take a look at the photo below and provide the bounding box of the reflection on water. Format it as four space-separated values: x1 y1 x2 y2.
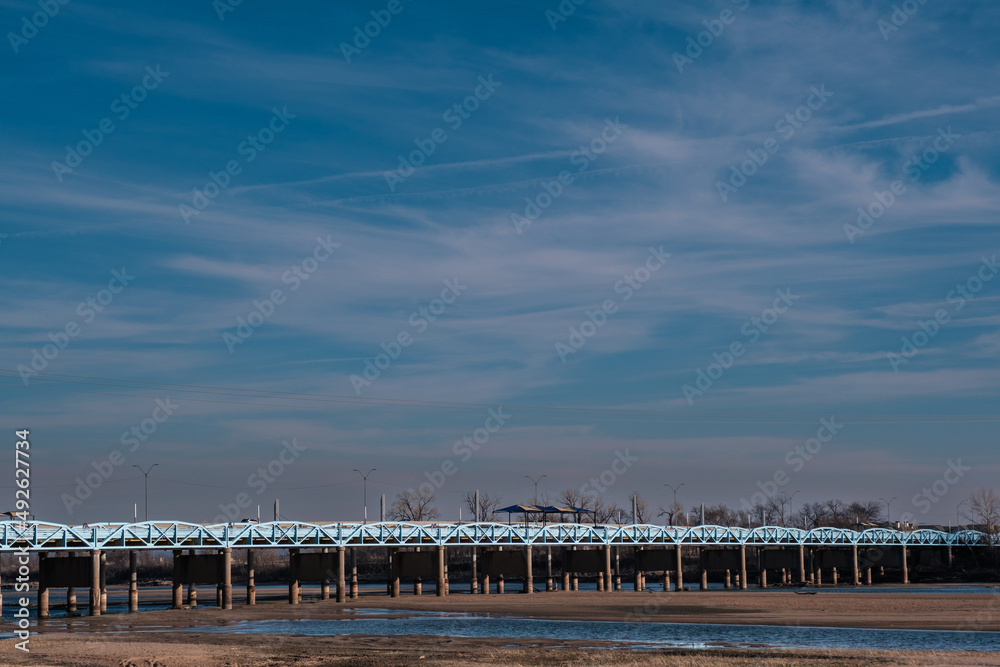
189 612 1000 652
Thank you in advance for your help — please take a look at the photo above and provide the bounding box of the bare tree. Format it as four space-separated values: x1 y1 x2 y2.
967 487 1000 546
704 503 740 526
631 493 650 523
657 501 685 526
847 500 883 525
388 488 439 521
463 490 504 522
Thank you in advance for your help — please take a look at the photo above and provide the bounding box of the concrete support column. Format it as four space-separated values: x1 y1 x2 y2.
498 574 505 594
350 548 358 599
100 551 107 613
760 569 767 589
614 547 621 591
436 546 447 597
389 549 399 598
603 545 612 594
597 570 604 592
482 572 490 595
782 568 788 585
246 549 256 605
832 567 838 586
739 545 747 590
337 546 346 603
865 567 872 585
129 550 138 613
815 566 822 585
664 570 670 591
414 577 422 596
674 545 683 591
320 548 330 601
546 547 554 591
288 548 300 605
852 545 860 585
90 550 101 616
901 545 909 584
701 569 708 591
471 548 478 594
67 581 77 614
798 545 806 584
222 548 232 610
734 573 740 588
216 583 222 608
561 548 570 591
171 550 183 609
38 552 49 618
187 550 197 608
524 545 533 594
724 569 731 589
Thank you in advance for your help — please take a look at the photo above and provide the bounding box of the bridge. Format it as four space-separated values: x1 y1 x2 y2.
2 521 989 619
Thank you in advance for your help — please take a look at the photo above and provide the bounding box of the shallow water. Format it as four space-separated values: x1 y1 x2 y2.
182 611 1000 652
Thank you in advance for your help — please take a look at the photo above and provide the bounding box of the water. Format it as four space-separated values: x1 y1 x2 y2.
183 611 1000 652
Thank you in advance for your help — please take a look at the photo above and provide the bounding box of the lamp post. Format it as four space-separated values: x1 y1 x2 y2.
354 468 376 524
665 483 684 525
879 496 897 525
525 474 546 504
132 464 158 522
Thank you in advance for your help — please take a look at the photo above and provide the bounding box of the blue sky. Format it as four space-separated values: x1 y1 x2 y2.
2 0 998 525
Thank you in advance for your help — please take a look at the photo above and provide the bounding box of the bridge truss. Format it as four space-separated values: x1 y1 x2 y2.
0 521 989 552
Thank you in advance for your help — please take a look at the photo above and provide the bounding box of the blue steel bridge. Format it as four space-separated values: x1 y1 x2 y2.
0 520 991 551
4 520 988 618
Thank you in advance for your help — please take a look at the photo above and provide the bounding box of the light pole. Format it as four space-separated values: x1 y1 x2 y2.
879 496 897 525
665 483 684 525
957 499 970 530
780 490 800 526
132 464 158 522
354 468 376 524
525 474 546 504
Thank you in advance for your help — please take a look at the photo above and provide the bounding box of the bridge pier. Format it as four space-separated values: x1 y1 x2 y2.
561 548 570 591
739 545 747 590
471 547 479 594
481 572 490 595
172 550 183 609
90 550 101 616
389 549 400 598
337 546 346 603
832 566 838 585
100 551 107 613
546 547 554 591
664 570 670 591
321 548 330 601
798 545 806 584
701 569 708 590
246 549 255 605
38 552 49 618
759 568 767 589
129 550 138 612
852 545 860 585
902 545 909 584
865 566 872 585
603 545 612 593
524 545 533 594
674 545 683 591
724 569 731 589
289 548 300 604
187 550 197 607
815 566 822 586
497 574 505 594
222 548 232 609
350 548 358 599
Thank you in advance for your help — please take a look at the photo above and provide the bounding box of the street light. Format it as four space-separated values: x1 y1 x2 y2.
525 474 546 504
879 496 897 525
665 483 684 525
132 464 158 522
354 468 376 524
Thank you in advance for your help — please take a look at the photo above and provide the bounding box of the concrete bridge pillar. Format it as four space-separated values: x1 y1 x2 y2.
901 545 909 584
246 549 255 605
337 546 347 603
815 566 821 585
603 545 612 593
561 548 570 591
865 567 872 585
674 545 683 591
760 568 767 589
389 549 399 598
350 548 358 599
524 545 533 594
67 579 77 614
171 550 183 609
288 548 300 605
724 569 731 589
216 582 222 608
436 546 447 597
187 550 197 607
90 550 101 616
222 548 232 610
129 550 138 613
414 576 423 596
482 572 490 595
852 545 860 585
701 569 708 591
471 548 479 594
614 547 621 591
798 545 806 584
832 567 838 586
38 552 49 618
321 548 330 601
546 547 554 591
100 551 107 613
664 570 670 591
739 545 747 590
498 574 505 594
